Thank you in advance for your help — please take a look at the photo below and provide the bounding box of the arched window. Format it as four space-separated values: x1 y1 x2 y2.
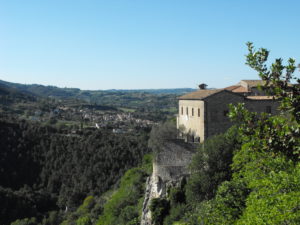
186 107 188 115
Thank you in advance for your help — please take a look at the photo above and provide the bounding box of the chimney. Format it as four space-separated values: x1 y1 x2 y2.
198 83 207 90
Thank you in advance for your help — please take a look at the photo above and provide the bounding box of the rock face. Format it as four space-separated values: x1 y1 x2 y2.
141 139 196 225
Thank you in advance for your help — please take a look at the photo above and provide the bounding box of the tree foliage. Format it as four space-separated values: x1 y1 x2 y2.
186 126 241 204
96 154 152 225
0 116 150 225
150 198 170 225
148 121 177 153
246 42 300 123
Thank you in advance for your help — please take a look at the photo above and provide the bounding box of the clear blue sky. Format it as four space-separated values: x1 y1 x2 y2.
0 0 299 90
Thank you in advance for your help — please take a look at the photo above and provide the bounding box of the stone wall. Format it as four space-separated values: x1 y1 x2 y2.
177 100 205 141
248 87 266 96
245 99 279 115
141 139 196 225
153 139 196 181
205 91 244 138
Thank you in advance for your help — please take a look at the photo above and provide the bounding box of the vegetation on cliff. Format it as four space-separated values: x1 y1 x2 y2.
96 154 152 225
148 126 241 225
58 154 152 225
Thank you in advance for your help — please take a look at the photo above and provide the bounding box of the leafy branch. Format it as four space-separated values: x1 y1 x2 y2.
246 42 300 122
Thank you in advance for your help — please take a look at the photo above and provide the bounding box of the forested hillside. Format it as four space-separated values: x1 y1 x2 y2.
0 79 194 112
0 115 150 225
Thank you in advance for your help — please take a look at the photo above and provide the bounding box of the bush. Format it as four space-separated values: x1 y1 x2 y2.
150 198 170 225
11 218 38 225
186 126 240 204
163 204 187 225
97 154 152 225
76 216 92 225
148 121 177 153
169 186 186 206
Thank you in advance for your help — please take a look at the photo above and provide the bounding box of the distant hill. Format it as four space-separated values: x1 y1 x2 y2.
0 80 81 98
0 80 196 98
0 82 36 104
104 88 197 94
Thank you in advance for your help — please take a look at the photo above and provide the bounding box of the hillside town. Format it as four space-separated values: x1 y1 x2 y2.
27 104 156 133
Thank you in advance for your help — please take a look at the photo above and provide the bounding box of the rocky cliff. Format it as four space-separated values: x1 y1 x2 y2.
141 139 196 225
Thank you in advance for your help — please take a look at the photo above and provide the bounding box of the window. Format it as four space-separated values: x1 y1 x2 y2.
266 106 272 114
181 107 183 115
192 108 194 116
198 108 200 117
186 107 188 115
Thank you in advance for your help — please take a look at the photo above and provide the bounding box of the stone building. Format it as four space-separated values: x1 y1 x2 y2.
177 80 279 142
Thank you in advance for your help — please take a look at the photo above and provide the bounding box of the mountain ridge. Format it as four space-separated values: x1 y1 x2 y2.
0 79 196 96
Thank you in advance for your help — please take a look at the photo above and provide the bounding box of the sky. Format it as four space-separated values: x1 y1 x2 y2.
0 0 299 90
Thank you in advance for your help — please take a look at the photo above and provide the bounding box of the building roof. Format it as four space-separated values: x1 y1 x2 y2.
225 85 250 93
224 80 266 93
224 85 240 91
178 80 274 100
233 86 250 93
178 89 224 100
240 80 266 88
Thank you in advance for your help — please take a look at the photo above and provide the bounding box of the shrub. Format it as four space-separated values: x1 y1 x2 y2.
97 154 152 225
186 126 240 204
150 198 170 225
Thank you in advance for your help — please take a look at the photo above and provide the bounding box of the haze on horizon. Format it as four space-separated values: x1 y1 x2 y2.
1 0 299 90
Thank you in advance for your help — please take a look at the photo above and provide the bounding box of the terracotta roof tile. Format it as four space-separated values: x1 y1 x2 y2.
224 85 240 91
178 89 224 100
225 85 250 93
231 86 249 93
179 80 279 100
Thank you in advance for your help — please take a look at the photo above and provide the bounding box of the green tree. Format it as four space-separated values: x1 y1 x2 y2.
97 154 152 225
219 43 300 224
186 126 241 204
246 42 300 123
150 198 170 225
11 218 37 225
148 121 177 153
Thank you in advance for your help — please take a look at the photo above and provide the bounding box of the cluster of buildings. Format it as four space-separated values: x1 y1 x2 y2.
177 80 279 142
30 104 155 132
94 113 155 130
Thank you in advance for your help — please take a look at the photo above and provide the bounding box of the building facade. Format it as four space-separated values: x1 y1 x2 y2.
177 80 279 142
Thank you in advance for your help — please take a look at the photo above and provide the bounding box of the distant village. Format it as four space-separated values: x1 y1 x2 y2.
28 104 156 133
